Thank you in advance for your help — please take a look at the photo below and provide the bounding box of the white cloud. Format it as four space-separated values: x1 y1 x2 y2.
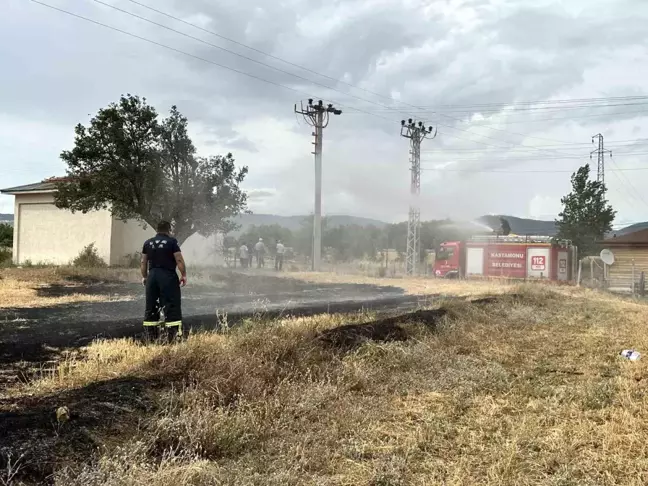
528 195 562 221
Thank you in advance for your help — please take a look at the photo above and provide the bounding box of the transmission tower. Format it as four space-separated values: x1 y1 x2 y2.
295 99 342 271
400 118 436 276
591 133 612 184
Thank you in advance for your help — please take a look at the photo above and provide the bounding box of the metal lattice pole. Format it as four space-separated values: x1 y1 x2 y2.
591 133 612 184
295 99 342 271
400 119 436 276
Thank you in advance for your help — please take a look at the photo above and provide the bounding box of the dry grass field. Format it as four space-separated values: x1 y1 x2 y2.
0 267 139 308
4 283 648 485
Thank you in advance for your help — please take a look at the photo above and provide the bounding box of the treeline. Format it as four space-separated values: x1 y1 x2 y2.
225 218 474 262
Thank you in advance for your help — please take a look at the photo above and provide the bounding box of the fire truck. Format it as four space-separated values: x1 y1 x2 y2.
433 234 576 281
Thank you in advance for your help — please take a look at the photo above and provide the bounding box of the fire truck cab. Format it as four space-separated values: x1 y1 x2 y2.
434 241 463 278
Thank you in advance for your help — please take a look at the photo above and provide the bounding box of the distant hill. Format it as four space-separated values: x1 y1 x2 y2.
233 213 560 237
232 213 387 234
612 222 648 237
0 214 13 226
477 215 557 236
475 215 648 238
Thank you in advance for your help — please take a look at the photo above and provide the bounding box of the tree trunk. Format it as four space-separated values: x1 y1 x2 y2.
174 225 192 247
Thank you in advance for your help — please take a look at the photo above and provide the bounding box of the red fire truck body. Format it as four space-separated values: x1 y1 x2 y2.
434 235 575 281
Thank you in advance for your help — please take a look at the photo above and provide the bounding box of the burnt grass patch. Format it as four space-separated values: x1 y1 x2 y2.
317 293 529 350
318 309 449 349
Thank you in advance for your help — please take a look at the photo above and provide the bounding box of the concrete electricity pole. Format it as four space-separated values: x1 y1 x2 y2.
400 118 436 276
591 133 612 184
295 99 342 271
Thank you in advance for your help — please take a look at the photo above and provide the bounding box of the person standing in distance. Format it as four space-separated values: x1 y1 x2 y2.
275 240 285 271
255 238 266 268
141 221 187 343
239 242 249 268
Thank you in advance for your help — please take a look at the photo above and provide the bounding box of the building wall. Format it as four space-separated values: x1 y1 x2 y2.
12 191 226 267
606 246 648 292
110 218 151 266
14 193 113 265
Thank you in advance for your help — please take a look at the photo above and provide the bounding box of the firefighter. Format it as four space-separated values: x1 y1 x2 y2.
499 217 511 236
141 221 187 343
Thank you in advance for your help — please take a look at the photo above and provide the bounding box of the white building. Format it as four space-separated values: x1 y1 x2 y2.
1 178 225 266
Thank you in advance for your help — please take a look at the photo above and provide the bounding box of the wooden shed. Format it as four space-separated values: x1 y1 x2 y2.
601 229 648 292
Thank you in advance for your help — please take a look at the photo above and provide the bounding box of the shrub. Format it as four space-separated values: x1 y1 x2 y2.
0 223 12 248
123 252 141 269
0 248 11 267
73 243 107 268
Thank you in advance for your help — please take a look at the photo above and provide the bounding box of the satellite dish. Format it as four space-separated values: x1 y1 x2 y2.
600 249 615 265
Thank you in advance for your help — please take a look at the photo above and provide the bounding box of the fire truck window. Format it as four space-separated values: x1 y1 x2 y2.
437 247 455 260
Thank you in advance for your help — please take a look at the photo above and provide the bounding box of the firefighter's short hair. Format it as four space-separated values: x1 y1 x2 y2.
157 221 172 233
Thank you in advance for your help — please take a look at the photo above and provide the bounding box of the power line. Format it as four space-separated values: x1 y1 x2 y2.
421 151 648 163
420 166 648 173
607 177 648 210
421 140 648 151
433 129 578 153
434 121 575 148
607 157 648 210
123 0 426 109
28 0 403 126
460 109 648 125
90 0 433 120
394 95 648 109
105 1 602 155
348 101 648 114
346 107 648 126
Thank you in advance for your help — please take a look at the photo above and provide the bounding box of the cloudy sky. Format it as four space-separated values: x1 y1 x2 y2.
2 0 648 228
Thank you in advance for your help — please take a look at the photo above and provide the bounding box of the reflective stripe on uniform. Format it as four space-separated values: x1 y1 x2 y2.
143 321 160 326
165 320 183 336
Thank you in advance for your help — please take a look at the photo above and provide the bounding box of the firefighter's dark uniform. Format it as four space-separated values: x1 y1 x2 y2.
142 234 183 342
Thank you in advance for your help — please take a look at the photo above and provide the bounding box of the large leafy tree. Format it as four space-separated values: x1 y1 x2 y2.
555 164 616 256
55 95 248 244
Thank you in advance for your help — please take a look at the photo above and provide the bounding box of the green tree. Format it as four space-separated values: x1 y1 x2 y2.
555 164 616 256
293 216 330 258
222 235 238 250
55 95 248 245
0 223 12 248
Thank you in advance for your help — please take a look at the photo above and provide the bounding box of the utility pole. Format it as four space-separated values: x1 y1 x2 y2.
400 118 436 276
295 99 342 271
591 133 612 184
